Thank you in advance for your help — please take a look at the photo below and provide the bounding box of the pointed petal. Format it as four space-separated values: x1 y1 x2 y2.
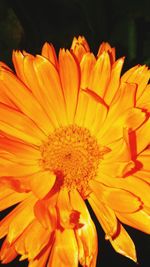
97 42 116 64
41 42 58 68
89 52 111 97
110 224 137 262
104 57 124 104
0 238 17 264
122 65 150 99
12 50 27 83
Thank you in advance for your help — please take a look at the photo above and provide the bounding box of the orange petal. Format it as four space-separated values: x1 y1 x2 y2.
136 119 150 154
116 208 150 234
137 143 150 170
100 160 135 178
70 189 98 266
0 103 45 145
0 158 41 177
88 193 118 239
96 174 150 207
0 176 30 193
0 81 18 108
0 136 41 159
97 42 116 64
18 55 60 128
7 195 37 243
137 84 150 111
32 55 67 126
82 89 108 132
0 188 29 212
28 239 52 267
89 52 111 97
96 82 137 143
59 49 80 123
0 61 12 71
0 194 36 239
110 224 137 262
23 219 50 260
41 42 58 68
69 189 90 223
75 217 98 267
134 170 150 184
0 149 39 166
122 65 150 99
102 138 131 162
71 36 90 62
34 199 57 230
104 57 124 104
12 50 27 83
57 188 80 229
121 65 139 81
75 53 96 126
29 171 56 199
100 108 146 145
0 69 52 135
89 180 142 213
0 238 18 264
48 229 78 267
80 52 96 89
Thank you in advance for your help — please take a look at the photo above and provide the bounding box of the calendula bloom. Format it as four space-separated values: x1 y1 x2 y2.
0 36 150 267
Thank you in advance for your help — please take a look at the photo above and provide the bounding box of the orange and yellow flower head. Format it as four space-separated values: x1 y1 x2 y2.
0 36 150 266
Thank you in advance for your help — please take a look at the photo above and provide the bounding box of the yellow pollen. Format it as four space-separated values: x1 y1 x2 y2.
40 125 109 198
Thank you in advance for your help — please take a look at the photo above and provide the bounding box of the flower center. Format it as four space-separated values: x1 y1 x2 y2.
40 125 108 198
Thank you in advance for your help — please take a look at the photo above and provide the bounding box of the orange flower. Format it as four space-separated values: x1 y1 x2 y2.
0 36 150 267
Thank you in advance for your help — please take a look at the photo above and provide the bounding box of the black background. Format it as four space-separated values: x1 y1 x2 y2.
0 0 150 266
